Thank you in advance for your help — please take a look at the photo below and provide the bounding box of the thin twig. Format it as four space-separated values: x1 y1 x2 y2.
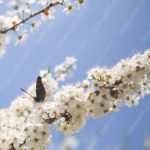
0 2 63 34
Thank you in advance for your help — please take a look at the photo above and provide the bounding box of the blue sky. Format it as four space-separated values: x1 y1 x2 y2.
0 0 150 149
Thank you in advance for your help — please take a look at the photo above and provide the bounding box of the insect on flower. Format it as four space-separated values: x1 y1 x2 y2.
21 76 46 102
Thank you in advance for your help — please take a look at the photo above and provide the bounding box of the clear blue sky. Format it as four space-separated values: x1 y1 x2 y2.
0 0 150 149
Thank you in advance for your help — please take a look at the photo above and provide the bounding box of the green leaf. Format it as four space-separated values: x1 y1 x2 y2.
47 66 51 73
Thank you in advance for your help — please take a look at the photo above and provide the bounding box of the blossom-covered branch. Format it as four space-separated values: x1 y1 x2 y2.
0 2 63 34
0 50 149 150
0 0 86 57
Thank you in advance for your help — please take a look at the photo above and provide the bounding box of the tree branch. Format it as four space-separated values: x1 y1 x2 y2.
0 49 150 149
0 2 63 34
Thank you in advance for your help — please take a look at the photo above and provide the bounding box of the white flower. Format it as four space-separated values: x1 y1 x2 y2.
55 85 87 135
30 20 41 33
0 34 10 57
0 16 6 29
25 0 36 4
63 2 74 14
0 50 150 149
76 0 86 8
6 15 21 29
0 0 86 57
82 79 90 89
41 8 55 20
38 0 49 5
60 136 79 150
15 30 28 45
54 56 77 81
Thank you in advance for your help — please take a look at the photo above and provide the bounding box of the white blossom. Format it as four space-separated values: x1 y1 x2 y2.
0 0 86 57
54 84 86 135
0 50 149 149
60 136 79 150
15 30 28 45
54 56 77 81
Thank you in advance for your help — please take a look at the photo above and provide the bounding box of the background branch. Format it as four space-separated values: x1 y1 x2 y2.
0 2 63 34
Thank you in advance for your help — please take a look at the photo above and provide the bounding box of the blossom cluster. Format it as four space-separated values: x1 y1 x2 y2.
85 49 150 117
54 56 77 81
0 49 149 149
0 69 57 150
0 0 86 57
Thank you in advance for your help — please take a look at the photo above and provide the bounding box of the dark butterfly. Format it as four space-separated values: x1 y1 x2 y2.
21 76 46 103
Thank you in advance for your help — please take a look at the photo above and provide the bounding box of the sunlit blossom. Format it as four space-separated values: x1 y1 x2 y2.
0 50 149 149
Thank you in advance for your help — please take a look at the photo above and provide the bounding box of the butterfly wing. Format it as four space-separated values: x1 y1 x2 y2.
36 76 46 102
